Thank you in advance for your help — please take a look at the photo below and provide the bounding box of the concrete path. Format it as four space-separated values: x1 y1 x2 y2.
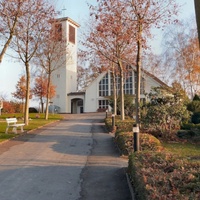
0 113 131 200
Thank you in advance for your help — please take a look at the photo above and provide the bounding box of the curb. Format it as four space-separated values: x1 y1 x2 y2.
126 173 136 200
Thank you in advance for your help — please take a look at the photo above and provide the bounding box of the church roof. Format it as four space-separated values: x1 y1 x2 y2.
55 17 80 27
142 69 169 88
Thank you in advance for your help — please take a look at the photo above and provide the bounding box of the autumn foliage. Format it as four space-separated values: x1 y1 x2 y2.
129 151 200 200
1 101 21 113
32 75 56 113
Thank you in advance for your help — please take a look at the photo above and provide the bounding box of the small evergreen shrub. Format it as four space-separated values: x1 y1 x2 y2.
191 112 200 124
181 123 200 130
104 116 134 132
115 132 163 155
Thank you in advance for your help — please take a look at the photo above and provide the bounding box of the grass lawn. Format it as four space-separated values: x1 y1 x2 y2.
163 142 200 163
0 113 64 143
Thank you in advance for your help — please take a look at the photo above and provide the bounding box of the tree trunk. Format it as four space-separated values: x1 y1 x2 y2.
194 0 200 46
111 63 117 116
0 16 18 63
0 36 13 63
24 62 30 125
0 9 21 63
135 24 142 126
119 61 125 120
45 73 51 120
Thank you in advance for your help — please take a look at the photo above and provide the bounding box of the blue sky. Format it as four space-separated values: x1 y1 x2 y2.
0 0 196 106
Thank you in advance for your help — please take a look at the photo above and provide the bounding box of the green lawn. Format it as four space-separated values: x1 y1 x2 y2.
163 143 200 157
163 142 200 162
0 113 64 142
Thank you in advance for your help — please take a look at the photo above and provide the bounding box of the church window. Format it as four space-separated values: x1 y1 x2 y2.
134 72 145 94
69 24 75 44
98 100 109 109
99 73 109 96
54 23 62 41
124 69 133 94
111 68 133 95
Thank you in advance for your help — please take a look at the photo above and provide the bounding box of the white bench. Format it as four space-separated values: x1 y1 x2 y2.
6 118 25 134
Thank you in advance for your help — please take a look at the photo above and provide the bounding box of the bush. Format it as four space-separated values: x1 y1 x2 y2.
142 101 189 138
181 123 200 130
187 101 200 113
177 130 196 138
140 133 163 152
191 112 200 124
108 95 136 117
115 132 163 155
128 152 200 200
179 123 200 139
104 115 134 132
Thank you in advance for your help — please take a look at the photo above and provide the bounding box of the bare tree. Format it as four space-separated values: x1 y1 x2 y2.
12 0 55 125
163 19 200 98
126 0 179 126
36 18 70 120
0 0 24 63
194 0 200 45
84 0 137 120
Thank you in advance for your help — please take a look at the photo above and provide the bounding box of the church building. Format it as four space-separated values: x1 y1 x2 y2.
51 17 167 114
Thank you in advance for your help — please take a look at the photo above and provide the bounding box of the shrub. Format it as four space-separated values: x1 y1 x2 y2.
140 133 163 152
187 100 200 113
191 112 200 124
128 152 200 200
177 130 196 138
142 101 190 139
104 116 134 132
115 132 163 155
181 123 200 130
179 123 200 139
108 94 136 117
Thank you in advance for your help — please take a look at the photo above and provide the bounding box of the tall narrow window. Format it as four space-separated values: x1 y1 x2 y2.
134 72 145 94
99 73 109 96
55 23 62 41
111 68 133 95
124 69 133 94
69 24 75 44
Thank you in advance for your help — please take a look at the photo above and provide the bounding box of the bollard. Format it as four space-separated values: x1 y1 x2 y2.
133 123 140 152
106 110 108 118
112 114 115 130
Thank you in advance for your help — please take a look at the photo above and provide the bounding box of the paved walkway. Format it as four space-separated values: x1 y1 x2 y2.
0 113 131 200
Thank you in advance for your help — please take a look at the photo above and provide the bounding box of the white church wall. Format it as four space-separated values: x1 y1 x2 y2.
145 76 163 93
84 72 107 112
51 17 79 113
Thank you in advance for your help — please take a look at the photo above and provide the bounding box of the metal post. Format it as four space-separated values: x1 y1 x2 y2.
112 114 115 130
106 110 108 118
133 123 140 152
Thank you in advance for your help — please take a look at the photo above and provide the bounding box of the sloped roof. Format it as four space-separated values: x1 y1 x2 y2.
142 69 169 88
80 67 169 93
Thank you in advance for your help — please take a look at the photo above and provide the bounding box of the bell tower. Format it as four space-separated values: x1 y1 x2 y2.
51 17 80 113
